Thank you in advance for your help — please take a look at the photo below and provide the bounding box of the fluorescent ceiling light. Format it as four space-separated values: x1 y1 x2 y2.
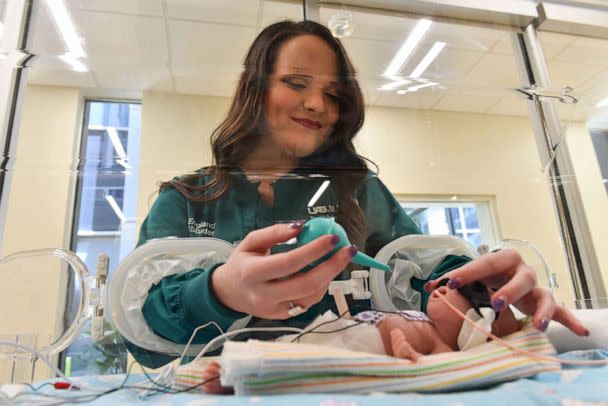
106 127 127 159
46 0 86 58
106 127 132 169
410 42 446 79
597 97 608 108
45 0 85 58
378 77 411 91
307 180 331 208
58 53 87 72
105 195 126 223
397 81 439 95
383 19 433 78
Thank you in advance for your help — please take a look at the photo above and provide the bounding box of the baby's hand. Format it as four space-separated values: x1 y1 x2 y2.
390 329 422 361
201 361 233 394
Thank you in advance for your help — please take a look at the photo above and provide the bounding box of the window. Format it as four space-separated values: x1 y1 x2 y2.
63 100 141 376
400 199 499 251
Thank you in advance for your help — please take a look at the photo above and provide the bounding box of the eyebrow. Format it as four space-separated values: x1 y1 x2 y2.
285 72 339 86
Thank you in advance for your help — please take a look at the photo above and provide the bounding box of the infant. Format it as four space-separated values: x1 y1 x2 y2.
201 280 521 394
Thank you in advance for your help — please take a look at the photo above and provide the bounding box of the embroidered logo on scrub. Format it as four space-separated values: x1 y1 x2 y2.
188 218 216 236
307 204 338 215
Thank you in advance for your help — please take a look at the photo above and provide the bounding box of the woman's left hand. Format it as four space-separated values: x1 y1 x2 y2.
424 249 589 336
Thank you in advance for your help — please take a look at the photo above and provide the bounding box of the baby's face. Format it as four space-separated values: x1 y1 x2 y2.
426 285 520 350
426 286 470 350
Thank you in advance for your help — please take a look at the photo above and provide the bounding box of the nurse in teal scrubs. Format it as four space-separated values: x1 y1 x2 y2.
128 20 588 368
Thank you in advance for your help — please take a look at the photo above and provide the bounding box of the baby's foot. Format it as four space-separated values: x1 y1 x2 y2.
201 361 233 394
390 329 421 361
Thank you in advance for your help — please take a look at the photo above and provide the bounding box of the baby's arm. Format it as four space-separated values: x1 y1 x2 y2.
377 315 452 360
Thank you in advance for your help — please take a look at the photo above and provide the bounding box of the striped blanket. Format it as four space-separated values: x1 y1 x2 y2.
174 321 559 395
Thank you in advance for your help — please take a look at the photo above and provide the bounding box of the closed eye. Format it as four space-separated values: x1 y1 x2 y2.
282 78 306 90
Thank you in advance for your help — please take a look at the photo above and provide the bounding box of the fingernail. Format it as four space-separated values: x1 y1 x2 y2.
491 296 507 312
290 220 305 229
423 282 432 293
539 317 549 332
348 245 358 258
447 278 461 289
330 234 340 246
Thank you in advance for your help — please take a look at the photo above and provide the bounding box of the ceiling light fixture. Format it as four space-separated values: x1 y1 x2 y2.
378 77 412 91
105 195 126 223
383 18 433 78
410 42 446 79
58 53 87 72
307 180 331 208
396 81 439 95
106 127 131 169
45 0 86 58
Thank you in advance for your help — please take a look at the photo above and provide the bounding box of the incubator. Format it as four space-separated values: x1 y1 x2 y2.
1 227 607 384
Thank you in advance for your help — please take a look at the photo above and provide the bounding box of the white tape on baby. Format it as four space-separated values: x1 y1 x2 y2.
457 307 495 350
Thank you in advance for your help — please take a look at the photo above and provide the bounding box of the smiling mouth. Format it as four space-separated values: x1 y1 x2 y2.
292 117 322 130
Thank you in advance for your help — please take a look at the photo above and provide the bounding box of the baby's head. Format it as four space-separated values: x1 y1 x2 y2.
426 280 520 350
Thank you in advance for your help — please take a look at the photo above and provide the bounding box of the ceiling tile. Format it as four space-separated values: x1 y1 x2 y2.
552 36 608 67
461 53 521 90
92 64 173 92
374 87 444 109
321 7 416 42
173 64 242 96
27 68 97 88
425 21 505 53
402 47 485 84
74 11 168 65
485 93 529 117
166 0 260 26
538 31 581 60
260 0 302 26
433 89 503 114
339 37 401 79
67 0 163 16
546 61 605 91
169 20 256 68
27 2 67 58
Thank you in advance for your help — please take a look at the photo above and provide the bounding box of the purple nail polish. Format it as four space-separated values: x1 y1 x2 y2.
447 278 461 289
330 234 340 246
290 220 305 229
348 245 358 258
491 296 507 311
539 318 549 332
423 282 432 293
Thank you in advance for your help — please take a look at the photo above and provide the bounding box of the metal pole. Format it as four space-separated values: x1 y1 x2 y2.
303 0 320 22
0 0 33 252
512 24 606 306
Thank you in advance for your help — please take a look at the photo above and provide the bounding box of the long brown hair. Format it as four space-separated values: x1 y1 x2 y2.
162 20 371 249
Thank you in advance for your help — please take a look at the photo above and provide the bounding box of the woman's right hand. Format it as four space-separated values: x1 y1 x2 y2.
211 221 358 319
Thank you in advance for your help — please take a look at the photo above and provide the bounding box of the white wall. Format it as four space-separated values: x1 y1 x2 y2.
356 107 578 304
137 91 229 223
565 122 608 297
0 85 81 381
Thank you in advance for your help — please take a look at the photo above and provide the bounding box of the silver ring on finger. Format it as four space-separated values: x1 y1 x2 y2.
287 301 306 318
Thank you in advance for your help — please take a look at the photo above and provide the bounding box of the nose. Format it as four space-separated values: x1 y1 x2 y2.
303 88 326 114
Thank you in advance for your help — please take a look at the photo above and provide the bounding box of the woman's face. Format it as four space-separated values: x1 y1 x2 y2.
263 34 341 160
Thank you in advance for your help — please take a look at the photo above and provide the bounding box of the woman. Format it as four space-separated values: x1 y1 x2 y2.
127 20 587 368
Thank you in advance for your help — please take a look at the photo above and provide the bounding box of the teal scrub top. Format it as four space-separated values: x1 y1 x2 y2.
125 169 469 368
